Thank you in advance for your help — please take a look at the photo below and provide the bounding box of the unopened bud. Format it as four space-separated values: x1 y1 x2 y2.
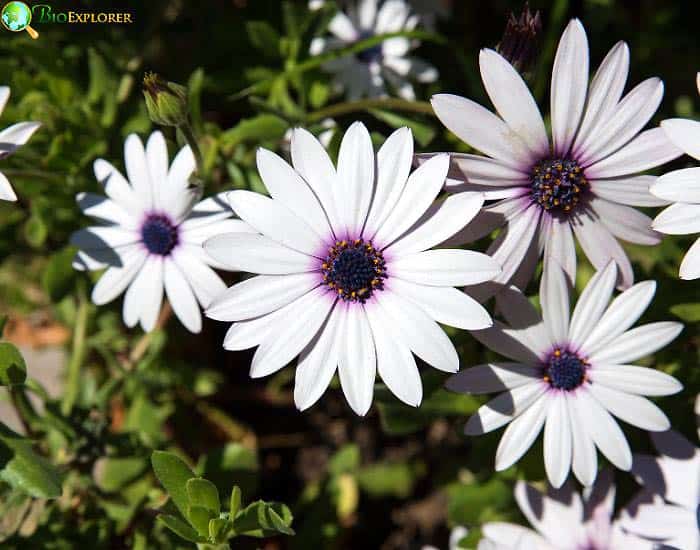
496 3 542 76
142 72 189 127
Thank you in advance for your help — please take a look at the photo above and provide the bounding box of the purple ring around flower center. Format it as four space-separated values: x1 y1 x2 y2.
140 213 179 256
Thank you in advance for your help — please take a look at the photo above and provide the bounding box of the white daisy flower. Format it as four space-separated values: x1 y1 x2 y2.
310 0 438 100
651 73 700 280
426 19 682 294
478 472 654 549
447 260 683 488
0 87 41 201
71 130 251 333
204 123 499 415
619 429 699 549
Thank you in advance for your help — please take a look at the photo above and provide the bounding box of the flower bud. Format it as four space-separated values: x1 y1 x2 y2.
496 3 542 76
142 72 189 127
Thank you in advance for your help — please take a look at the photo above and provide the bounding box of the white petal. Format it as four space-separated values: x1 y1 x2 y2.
462 383 546 435
567 392 598 486
375 0 409 33
375 290 458 373
137 257 164 332
573 41 629 155
587 384 670 431
579 279 656 356
206 273 319 322
479 49 548 156
179 193 232 230
223 309 282 351
680 237 700 280
373 153 449 248
442 195 530 246
650 167 700 204
76 192 135 228
366 301 422 407
591 198 661 245
290 127 342 233
571 211 633 289
543 215 577 284
124 134 153 208
181 218 255 246
568 260 617 345
589 322 682 364
0 87 9 114
390 249 501 287
387 278 492 330
430 94 534 168
256 147 331 237
336 121 374 237
0 121 41 153
540 261 571 345
0 172 16 201
446 363 541 394
444 153 529 186
495 285 551 355
386 192 484 256
588 364 682 396
591 175 668 207
481 523 546 548
93 159 142 216
472 322 541 364
356 0 377 29
661 117 700 160
495 394 549 471
652 202 700 235
90 249 146 305
544 393 572 488
337 305 376 416
328 11 358 41
163 258 201 333
172 245 226 308
250 287 334 378
228 190 324 255
146 131 168 201
294 307 341 411
576 388 632 470
363 127 413 238
578 78 664 166
585 128 682 179
550 19 589 156
204 232 315 275
160 146 195 213
514 481 585 543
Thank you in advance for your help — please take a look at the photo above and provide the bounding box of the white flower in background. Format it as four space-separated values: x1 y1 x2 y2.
310 0 438 100
422 525 468 550
651 72 700 280
204 123 499 415
447 260 683 488
619 428 699 548
426 19 682 296
71 131 251 333
0 87 41 201
478 472 654 549
282 118 336 156
309 0 452 29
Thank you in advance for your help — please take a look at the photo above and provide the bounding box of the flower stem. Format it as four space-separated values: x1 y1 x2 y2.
306 98 434 123
61 289 89 416
180 122 204 178
125 302 173 370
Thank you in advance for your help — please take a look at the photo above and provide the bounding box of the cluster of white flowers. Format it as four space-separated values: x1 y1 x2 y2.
4 2 699 548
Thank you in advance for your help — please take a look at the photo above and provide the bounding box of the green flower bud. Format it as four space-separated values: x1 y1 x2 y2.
142 72 189 127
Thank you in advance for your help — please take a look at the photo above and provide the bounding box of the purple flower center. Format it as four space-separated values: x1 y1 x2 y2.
141 213 178 256
530 158 589 214
356 32 383 64
322 239 386 303
543 348 587 391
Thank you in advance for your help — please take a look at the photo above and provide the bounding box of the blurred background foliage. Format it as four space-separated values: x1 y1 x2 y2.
0 0 698 548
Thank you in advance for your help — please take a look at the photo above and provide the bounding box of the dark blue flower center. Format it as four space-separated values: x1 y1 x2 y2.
543 348 587 391
356 32 383 64
141 214 178 256
322 239 386 303
530 158 589 214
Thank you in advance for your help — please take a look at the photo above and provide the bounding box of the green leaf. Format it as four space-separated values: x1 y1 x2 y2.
95 456 148 492
187 505 214 537
328 444 360 476
157 514 204 543
209 517 229 543
369 109 436 147
42 247 78 302
151 451 196 519
246 21 281 55
356 462 416 498
0 423 62 499
229 485 242 517
0 343 27 386
232 500 294 538
187 477 220 515
23 214 47 248
670 302 700 322
220 114 288 150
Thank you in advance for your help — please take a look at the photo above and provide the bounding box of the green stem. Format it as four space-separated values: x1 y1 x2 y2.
180 122 204 177
307 98 434 123
61 290 89 416
9 386 38 436
0 169 64 181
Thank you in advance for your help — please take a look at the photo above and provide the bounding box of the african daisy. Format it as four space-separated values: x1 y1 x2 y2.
0 86 41 201
447 260 683 488
71 131 250 333
651 73 700 280
426 19 682 294
204 123 500 415
310 0 438 100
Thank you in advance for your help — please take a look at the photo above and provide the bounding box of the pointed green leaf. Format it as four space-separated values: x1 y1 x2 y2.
157 514 204 543
187 477 220 515
0 343 26 386
232 500 294 538
230 485 242 518
208 517 228 543
151 451 195 519
187 505 213 537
